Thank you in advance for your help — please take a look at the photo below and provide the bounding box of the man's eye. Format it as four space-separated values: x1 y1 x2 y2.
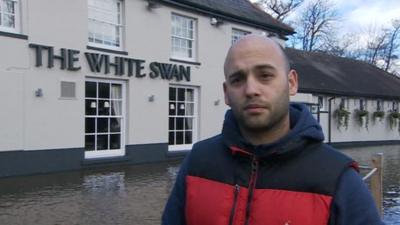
230 77 243 84
260 73 273 80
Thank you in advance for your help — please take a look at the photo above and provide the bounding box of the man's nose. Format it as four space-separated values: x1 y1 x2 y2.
244 75 260 97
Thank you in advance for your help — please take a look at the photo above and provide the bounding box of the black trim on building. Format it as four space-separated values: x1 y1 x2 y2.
0 143 184 178
0 31 28 40
170 58 201 66
86 45 129 55
0 148 84 178
331 140 400 149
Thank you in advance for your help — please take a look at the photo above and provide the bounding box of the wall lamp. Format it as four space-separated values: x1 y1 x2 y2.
210 17 223 27
35 88 43 97
148 95 155 102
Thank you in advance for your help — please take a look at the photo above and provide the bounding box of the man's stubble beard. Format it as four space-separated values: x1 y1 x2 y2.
233 90 290 135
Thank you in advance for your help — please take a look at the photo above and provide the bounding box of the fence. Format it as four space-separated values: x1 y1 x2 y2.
360 153 383 216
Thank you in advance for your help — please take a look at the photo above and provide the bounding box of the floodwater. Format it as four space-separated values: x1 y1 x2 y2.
0 145 399 225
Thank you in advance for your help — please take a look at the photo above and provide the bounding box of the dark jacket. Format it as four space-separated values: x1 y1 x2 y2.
162 103 382 225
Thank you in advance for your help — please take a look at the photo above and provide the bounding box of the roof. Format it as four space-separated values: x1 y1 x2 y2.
157 0 294 36
285 48 400 100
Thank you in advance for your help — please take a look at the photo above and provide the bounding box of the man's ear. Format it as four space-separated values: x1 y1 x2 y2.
288 69 298 96
223 82 230 106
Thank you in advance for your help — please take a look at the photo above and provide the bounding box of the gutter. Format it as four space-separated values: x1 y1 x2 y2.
155 0 295 35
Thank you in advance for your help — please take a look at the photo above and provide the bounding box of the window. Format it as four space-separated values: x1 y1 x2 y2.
171 14 196 60
85 80 125 158
360 99 367 111
377 100 383 111
168 86 198 151
393 101 399 112
0 0 19 33
339 98 346 109
231 28 250 44
88 0 123 49
318 96 325 110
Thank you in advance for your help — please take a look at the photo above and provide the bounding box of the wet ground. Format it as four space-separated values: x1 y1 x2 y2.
0 145 399 225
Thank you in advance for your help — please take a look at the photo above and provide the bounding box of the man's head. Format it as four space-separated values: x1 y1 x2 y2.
223 35 298 144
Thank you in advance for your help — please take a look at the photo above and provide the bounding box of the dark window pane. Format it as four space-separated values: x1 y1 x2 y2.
85 100 97 115
169 102 176 116
178 88 185 101
85 118 95 133
85 135 95 151
110 134 121 149
178 103 185 115
177 118 184 130
98 83 110 98
169 132 175 145
185 118 193 130
98 100 110 115
169 117 175 130
97 118 109 133
176 132 184 145
97 135 109 150
169 87 176 101
185 131 192 144
110 118 121 132
85 82 96 98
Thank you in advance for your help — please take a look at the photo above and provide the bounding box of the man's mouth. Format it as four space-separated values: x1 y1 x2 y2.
244 104 267 113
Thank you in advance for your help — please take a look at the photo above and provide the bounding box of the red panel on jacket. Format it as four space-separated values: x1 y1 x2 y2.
186 175 332 225
250 189 332 224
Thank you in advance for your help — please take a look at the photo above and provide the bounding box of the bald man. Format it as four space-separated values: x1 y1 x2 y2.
162 35 382 225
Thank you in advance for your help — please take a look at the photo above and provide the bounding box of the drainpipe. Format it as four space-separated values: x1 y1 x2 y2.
328 97 336 145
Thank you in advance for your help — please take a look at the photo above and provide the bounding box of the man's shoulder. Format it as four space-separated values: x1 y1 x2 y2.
315 143 354 163
192 134 224 149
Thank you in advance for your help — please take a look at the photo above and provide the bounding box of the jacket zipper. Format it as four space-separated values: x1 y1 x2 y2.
228 184 241 225
244 156 259 225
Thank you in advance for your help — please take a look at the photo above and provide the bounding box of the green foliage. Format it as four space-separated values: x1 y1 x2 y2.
335 108 351 130
355 109 369 129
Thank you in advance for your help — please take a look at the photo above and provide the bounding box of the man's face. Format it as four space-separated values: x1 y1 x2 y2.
223 37 298 133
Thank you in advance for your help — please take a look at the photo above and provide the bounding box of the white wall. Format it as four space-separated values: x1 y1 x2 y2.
0 0 286 151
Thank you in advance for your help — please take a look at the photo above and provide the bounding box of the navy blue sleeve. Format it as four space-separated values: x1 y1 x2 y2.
329 168 384 225
161 155 189 225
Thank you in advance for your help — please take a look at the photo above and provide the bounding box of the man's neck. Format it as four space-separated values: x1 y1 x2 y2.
239 116 290 146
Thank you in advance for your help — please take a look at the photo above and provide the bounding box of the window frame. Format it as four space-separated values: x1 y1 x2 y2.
0 0 20 33
231 28 250 44
84 78 126 159
377 100 383 111
88 0 124 51
168 85 199 151
171 13 197 61
359 98 367 111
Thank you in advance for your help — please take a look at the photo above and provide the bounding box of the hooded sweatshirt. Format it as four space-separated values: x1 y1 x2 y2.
162 103 382 225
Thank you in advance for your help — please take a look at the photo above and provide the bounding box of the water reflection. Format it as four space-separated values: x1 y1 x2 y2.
339 145 400 225
0 146 399 225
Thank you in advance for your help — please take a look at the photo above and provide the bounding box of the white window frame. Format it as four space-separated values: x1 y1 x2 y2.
317 96 325 111
171 13 197 61
84 78 126 159
88 0 124 50
0 0 20 33
231 28 250 44
168 85 199 152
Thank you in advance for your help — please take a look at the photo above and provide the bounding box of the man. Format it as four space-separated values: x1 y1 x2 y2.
162 35 382 225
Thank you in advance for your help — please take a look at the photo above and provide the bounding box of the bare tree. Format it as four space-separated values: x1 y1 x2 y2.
383 20 400 72
291 0 338 52
256 0 304 21
354 21 400 75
